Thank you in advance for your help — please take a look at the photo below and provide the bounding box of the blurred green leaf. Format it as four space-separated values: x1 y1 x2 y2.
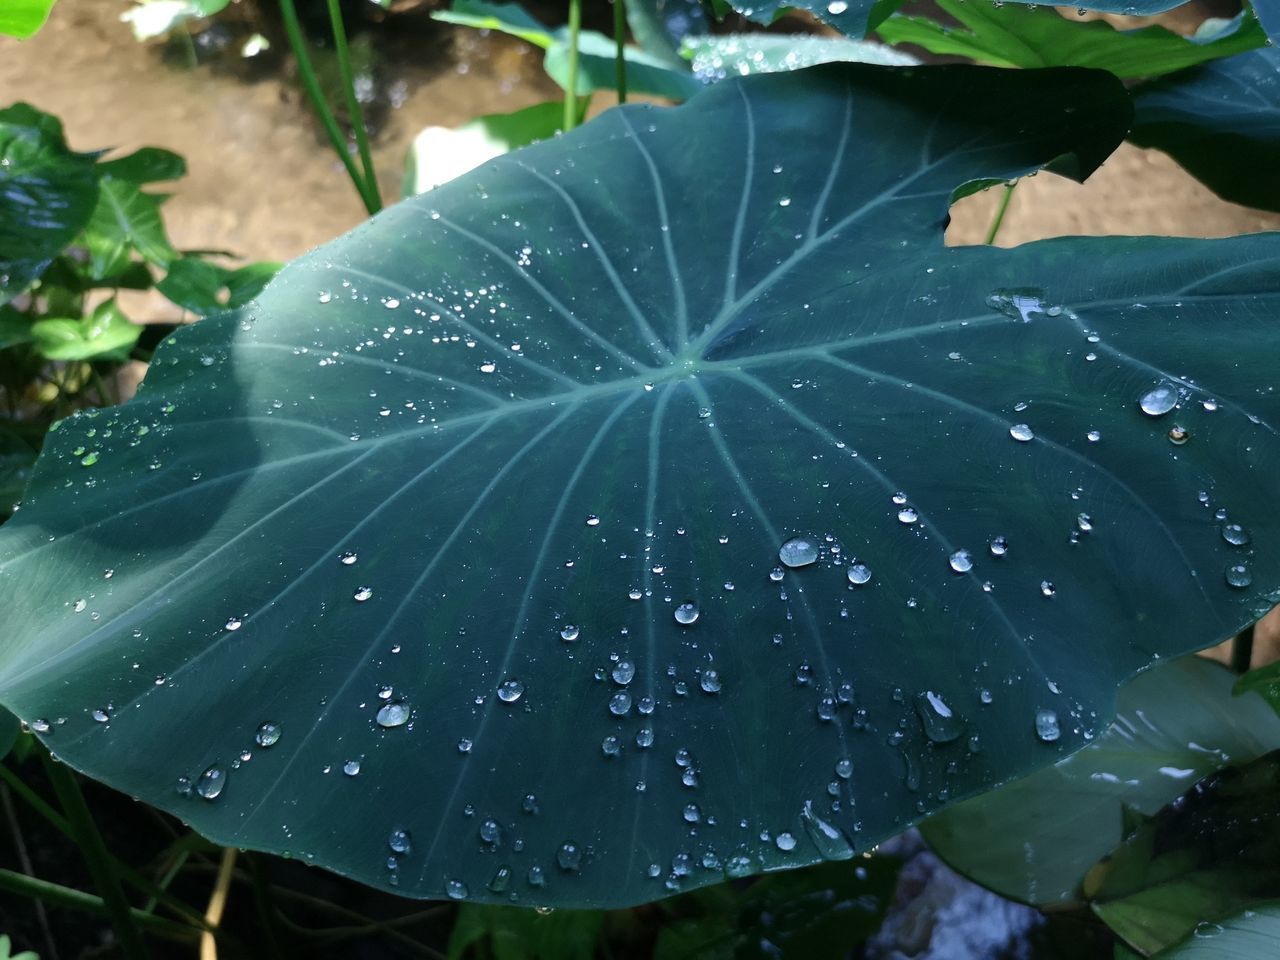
0 103 99 305
923 657 1280 906
0 424 37 516
97 147 187 185
31 298 142 362
157 257 280 314
447 904 603 960
0 0 56 39
1087 751 1280 955
1236 660 1280 718
682 34 917 82
0 307 33 351
627 0 708 68
875 3 1264 78
0 708 18 760
82 177 177 278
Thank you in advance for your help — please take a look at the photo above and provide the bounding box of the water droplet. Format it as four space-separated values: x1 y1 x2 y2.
768 567 785 582
255 722 281 747
775 832 797 851
612 660 635 685
376 702 410 727
700 670 722 694
457 737 473 754
1226 563 1253 589
1076 513 1093 533
557 842 582 871
497 679 525 703
388 828 412 854
897 507 918 524
224 617 242 632
948 550 973 574
674 602 699 625
479 819 501 844
779 537 818 568
488 866 512 893
609 692 632 716
342 759 361 776
338 551 358 565
585 515 600 526
446 879 468 900
1139 382 1178 416
636 726 654 748
827 0 848 13
683 803 701 823
836 758 853 779
353 586 373 602
1168 425 1190 445
601 735 622 757
914 691 964 743
989 536 1008 557
847 562 871 585
1040 581 1056 598
1222 523 1250 547
1009 423 1034 442
1087 430 1101 442
196 764 226 800
559 624 580 642
1034 709 1061 742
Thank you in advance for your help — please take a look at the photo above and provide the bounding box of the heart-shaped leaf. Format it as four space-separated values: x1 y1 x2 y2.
0 64 1277 909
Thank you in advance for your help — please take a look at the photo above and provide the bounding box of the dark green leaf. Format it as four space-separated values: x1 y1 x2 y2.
82 177 177 278
725 0 1198 41
157 257 281 315
682 34 917 81
97 147 188 185
436 1 701 99
1152 903 1280 959
1236 659 1280 717
627 0 708 68
0 306 33 350
0 103 99 305
0 707 17 759
1130 45 1280 214
922 657 1280 907
0 65 1277 909
0 425 37 517
30 298 142 362
1087 752 1280 954
0 0 56 40
875 4 1264 79
447 904 603 960
224 262 280 308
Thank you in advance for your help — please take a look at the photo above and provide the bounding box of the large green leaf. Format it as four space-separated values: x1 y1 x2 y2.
724 0 1204 41
0 104 99 305
0 64 1278 909
875 4 1265 79
921 657 1280 907
1130 45 1280 214
0 0 56 39
1153 903 1280 959
681 34 917 83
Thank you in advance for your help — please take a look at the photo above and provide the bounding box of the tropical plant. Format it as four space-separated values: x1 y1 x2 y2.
2 0 1280 957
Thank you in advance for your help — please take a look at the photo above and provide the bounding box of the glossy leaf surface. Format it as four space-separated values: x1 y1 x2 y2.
1131 45 1280 214
0 65 1278 908
1153 904 1280 959
0 104 98 305
682 34 917 83
875 4 1264 79
922 657 1280 906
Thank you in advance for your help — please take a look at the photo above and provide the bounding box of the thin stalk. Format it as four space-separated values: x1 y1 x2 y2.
0 760 73 839
2 783 60 960
39 754 150 960
613 0 627 104
983 180 1017 246
324 0 381 213
279 0 380 215
143 849 190 915
199 848 237 960
1232 623 1256 674
0 868 196 941
245 854 286 960
564 0 582 131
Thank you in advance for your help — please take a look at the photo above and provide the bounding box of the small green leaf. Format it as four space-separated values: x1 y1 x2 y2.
876 4 1265 78
0 103 99 305
82 177 177 278
0 0 56 39
31 299 142 362
923 657 1280 906
1130 45 1280 214
97 147 187 185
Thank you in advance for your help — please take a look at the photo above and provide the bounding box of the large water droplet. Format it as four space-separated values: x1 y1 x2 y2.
609 692 632 716
1139 382 1178 416
775 832 797 851
388 828 412 854
989 536 1008 557
948 550 973 574
847 562 871 585
446 879 469 900
1225 563 1253 589
914 691 964 743
1034 709 1061 743
674 602 699 625
779 537 818 568
1009 423 1034 442
557 842 582 871
897 507 919 524
559 624 580 642
376 702 410 727
195 764 226 800
700 670 722 694
497 679 525 703
1221 523 1250 547
612 660 636 685
255 722 281 747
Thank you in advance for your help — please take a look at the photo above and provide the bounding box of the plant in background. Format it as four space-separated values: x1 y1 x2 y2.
3 1 1280 958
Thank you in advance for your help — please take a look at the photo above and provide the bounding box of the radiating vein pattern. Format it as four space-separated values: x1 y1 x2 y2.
0 63 1278 909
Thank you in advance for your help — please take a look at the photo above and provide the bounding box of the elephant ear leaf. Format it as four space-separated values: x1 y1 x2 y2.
0 64 1277 909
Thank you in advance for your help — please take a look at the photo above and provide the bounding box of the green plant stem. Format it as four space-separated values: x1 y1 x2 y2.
279 0 380 216
0 760 73 838
143 849 189 915
39 754 150 960
565 0 582 131
614 0 627 104
984 180 1018 245
1232 623 1256 673
200 848 236 960
324 0 381 213
245 854 287 960
0 868 196 941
